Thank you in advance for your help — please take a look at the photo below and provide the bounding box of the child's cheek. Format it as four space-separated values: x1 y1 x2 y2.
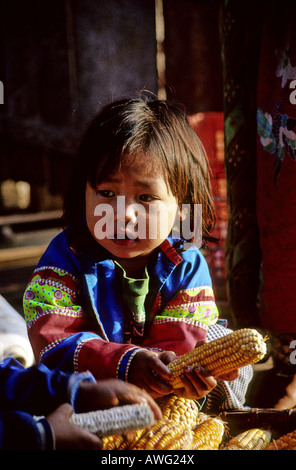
147 203 178 239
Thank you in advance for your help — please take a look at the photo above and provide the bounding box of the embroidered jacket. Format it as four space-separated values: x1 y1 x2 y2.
23 229 219 382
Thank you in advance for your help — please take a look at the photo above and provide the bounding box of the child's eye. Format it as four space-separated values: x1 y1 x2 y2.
139 194 157 202
96 190 115 198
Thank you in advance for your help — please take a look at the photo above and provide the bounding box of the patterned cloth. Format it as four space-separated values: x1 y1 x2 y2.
221 0 296 343
256 2 296 335
221 0 262 328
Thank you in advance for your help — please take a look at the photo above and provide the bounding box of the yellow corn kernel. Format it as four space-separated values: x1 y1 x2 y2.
266 429 296 450
154 422 187 450
102 434 125 450
191 417 224 450
100 395 217 450
223 428 272 450
145 423 171 450
134 421 192 450
195 412 211 426
125 428 147 448
167 328 267 388
156 394 199 427
132 420 165 450
162 426 193 450
131 395 200 450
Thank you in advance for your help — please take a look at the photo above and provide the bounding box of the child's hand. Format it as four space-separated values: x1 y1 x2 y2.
76 379 162 421
171 338 240 399
216 369 239 381
128 349 174 398
47 403 102 450
173 365 218 400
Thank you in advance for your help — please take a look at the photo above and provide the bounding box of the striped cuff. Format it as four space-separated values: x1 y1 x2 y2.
34 416 55 450
116 347 143 382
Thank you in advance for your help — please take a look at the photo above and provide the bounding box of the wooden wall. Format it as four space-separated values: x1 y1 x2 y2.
0 0 158 211
0 0 223 212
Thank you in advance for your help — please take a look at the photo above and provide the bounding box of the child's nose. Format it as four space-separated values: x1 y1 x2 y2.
124 202 138 223
114 196 139 225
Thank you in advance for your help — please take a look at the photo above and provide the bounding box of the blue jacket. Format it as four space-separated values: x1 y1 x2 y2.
23 229 219 381
0 357 94 449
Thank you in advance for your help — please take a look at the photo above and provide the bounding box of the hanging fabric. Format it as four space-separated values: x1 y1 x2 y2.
221 0 262 327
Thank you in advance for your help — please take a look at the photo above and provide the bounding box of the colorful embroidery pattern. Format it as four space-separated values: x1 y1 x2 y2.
257 45 296 184
257 107 296 184
156 286 219 327
24 267 82 329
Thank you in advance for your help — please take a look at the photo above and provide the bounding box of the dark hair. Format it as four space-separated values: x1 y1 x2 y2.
63 97 216 245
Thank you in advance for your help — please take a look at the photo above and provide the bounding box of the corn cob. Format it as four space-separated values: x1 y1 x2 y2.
195 412 211 426
131 395 200 450
191 417 225 450
132 420 169 450
222 428 272 450
266 429 296 450
125 428 147 447
167 328 267 388
133 420 193 450
156 394 200 427
158 424 193 450
70 402 155 438
102 434 126 450
101 394 213 450
102 428 147 450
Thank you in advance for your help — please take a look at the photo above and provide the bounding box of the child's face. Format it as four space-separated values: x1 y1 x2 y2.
85 154 181 264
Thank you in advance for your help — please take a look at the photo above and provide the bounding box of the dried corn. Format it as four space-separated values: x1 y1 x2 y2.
102 428 147 450
132 420 169 450
266 429 296 450
195 412 211 426
131 395 200 450
102 434 126 450
70 402 155 438
100 394 217 450
156 394 199 427
133 420 193 450
125 428 147 448
191 417 225 450
222 428 272 450
158 425 193 450
167 328 267 388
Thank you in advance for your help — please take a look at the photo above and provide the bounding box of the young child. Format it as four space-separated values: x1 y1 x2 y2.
23 98 252 408
0 356 160 450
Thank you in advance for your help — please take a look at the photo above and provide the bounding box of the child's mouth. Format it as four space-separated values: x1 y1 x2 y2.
109 231 138 246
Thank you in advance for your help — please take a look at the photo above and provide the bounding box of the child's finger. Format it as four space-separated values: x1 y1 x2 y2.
146 370 173 395
158 350 177 365
147 354 173 380
193 365 217 389
216 369 239 381
183 366 217 394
